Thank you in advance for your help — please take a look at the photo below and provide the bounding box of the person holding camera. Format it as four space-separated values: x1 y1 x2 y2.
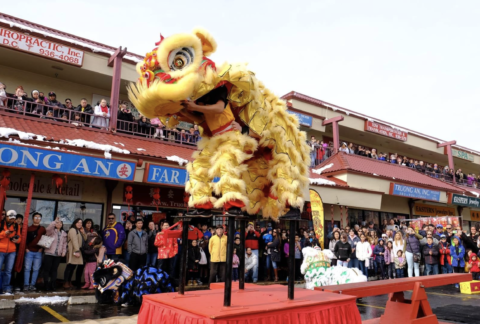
0 210 22 294
117 104 135 132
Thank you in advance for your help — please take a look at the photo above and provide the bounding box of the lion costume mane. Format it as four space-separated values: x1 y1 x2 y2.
128 28 310 220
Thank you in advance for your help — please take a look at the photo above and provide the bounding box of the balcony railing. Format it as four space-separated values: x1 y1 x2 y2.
1 98 200 147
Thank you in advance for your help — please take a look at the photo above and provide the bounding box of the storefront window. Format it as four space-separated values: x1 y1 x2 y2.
4 197 103 230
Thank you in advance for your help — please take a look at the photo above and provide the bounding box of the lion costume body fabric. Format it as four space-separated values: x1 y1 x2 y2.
301 247 367 290
128 29 310 220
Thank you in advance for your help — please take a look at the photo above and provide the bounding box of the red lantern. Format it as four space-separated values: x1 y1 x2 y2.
183 192 190 207
52 174 65 190
152 188 161 211
0 169 11 189
125 185 133 211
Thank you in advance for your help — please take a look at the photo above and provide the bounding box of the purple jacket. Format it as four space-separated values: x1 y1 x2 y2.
102 222 126 255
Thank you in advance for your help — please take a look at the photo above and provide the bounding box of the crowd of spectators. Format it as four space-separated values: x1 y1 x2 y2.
327 219 480 285
0 208 477 296
0 84 201 146
308 136 480 188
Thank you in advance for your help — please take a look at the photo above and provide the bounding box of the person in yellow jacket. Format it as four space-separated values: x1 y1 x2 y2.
208 225 228 286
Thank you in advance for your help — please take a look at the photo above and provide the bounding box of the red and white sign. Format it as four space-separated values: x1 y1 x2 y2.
364 121 408 142
0 27 84 66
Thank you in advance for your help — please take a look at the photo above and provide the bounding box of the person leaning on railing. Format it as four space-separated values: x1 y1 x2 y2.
117 104 135 131
74 98 94 124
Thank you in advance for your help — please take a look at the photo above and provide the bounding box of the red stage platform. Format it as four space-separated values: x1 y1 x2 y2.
139 285 361 324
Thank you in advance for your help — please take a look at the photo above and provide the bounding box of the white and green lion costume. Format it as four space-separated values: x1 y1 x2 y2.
301 247 367 290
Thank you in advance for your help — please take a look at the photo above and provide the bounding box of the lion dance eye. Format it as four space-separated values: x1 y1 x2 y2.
168 47 195 71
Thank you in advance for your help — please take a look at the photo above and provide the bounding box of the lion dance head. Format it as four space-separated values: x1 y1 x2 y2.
128 28 219 119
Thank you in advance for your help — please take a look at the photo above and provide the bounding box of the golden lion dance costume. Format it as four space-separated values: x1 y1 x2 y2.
128 28 310 220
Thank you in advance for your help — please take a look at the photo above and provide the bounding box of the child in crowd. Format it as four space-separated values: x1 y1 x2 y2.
373 239 386 280
82 233 103 289
232 248 240 282
468 254 480 280
394 250 406 278
263 229 273 256
187 240 201 286
384 241 395 279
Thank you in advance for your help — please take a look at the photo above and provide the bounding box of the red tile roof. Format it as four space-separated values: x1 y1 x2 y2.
0 114 195 161
309 171 348 187
315 152 465 194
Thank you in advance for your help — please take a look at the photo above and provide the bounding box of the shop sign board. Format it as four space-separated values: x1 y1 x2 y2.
7 174 83 199
449 193 480 208
144 163 219 187
365 121 408 141
0 144 135 181
287 110 313 127
450 148 474 162
389 183 441 202
144 164 188 187
0 27 84 66
414 203 455 217
124 184 186 208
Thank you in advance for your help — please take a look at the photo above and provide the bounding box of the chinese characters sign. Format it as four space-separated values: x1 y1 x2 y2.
365 121 408 141
0 27 84 66
0 144 135 181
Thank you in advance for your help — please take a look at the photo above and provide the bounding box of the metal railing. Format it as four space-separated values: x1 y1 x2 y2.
311 147 334 167
1 98 200 146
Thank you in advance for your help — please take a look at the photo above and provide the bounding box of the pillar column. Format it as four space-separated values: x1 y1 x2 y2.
322 116 345 154
437 140 457 184
108 47 128 132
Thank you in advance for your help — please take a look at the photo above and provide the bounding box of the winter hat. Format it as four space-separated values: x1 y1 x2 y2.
440 234 446 238
6 210 17 219
48 91 56 97
436 224 444 229
378 238 384 243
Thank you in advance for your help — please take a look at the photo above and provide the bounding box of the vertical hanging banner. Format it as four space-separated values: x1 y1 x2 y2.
309 189 324 249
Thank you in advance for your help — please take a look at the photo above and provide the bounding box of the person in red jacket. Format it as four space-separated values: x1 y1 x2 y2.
245 222 260 282
439 234 452 274
24 212 46 291
154 222 178 278
0 210 22 294
468 254 480 280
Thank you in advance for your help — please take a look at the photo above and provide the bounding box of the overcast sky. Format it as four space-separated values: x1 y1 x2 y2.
2 1 480 150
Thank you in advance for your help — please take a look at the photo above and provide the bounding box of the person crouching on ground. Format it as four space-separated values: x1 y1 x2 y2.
188 239 202 286
245 247 258 282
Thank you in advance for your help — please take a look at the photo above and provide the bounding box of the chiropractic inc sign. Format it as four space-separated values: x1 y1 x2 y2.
449 193 480 208
389 183 441 202
364 121 408 142
0 27 84 66
0 144 135 181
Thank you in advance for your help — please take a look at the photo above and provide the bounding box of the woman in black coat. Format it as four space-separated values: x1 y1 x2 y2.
267 230 282 282
187 240 201 286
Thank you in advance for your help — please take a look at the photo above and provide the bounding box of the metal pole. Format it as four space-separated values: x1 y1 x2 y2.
239 219 246 290
14 172 35 273
224 218 236 306
178 218 190 295
288 220 297 300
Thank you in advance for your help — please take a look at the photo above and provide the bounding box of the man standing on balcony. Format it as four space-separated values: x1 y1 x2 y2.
75 98 94 124
48 92 64 117
117 104 135 132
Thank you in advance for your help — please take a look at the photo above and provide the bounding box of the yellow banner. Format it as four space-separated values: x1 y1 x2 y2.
414 203 455 217
309 189 324 249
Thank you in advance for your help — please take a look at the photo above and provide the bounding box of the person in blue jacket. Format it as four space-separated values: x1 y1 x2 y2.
102 213 126 262
450 236 465 288
373 238 386 280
